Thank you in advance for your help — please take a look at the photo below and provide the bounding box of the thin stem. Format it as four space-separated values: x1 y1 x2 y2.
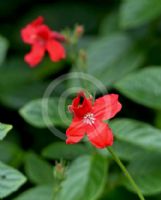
107 147 145 200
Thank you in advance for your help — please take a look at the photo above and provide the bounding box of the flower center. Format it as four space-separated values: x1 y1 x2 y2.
31 34 37 40
31 34 46 45
83 113 95 125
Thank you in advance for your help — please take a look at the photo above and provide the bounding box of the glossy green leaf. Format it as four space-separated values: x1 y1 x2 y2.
42 142 90 160
110 118 161 153
124 154 161 195
115 67 161 109
0 162 26 198
97 140 150 162
14 185 53 200
112 141 149 161
87 33 145 87
20 98 70 128
19 98 59 128
120 0 161 28
57 154 108 200
0 123 12 140
24 152 54 185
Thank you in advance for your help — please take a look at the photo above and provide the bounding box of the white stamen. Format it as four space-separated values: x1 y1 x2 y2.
83 113 95 125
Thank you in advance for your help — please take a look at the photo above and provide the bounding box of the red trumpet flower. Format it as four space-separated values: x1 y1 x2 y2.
21 16 66 67
66 92 122 148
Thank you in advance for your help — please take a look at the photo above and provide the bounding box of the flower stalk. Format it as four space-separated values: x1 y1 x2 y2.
107 147 145 200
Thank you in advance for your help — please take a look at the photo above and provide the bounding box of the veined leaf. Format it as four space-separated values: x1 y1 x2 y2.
20 98 71 128
112 141 149 161
110 118 161 153
14 185 53 200
115 67 161 109
24 152 54 185
42 142 90 160
120 0 161 28
123 154 161 195
57 154 108 200
0 123 12 140
86 33 145 88
0 162 26 198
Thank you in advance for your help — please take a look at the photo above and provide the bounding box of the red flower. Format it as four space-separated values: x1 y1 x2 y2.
66 92 122 148
21 16 66 67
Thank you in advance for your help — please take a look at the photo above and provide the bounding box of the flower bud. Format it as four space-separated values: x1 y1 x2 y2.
54 162 65 180
75 25 84 38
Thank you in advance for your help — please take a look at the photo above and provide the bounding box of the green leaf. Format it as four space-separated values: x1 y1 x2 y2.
112 141 149 161
123 154 161 195
0 36 8 66
0 141 23 167
24 152 54 185
0 123 12 140
19 98 58 128
120 0 161 29
0 161 26 198
110 118 161 153
99 11 120 36
42 142 90 160
57 154 108 200
86 33 145 88
115 67 161 109
14 185 53 200
20 98 70 128
97 140 150 162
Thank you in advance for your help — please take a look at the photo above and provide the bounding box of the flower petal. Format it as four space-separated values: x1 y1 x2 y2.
93 94 122 121
70 92 93 118
87 121 113 148
21 17 45 45
31 16 44 26
21 25 36 44
46 40 66 62
36 25 52 41
66 120 85 144
24 43 45 67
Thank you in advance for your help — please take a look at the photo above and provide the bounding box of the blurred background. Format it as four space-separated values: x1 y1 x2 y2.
1 0 161 200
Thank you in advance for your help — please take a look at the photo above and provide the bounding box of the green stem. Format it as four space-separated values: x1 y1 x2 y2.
107 147 145 200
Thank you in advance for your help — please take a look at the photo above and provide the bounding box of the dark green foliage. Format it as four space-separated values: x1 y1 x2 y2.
1 1 161 200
